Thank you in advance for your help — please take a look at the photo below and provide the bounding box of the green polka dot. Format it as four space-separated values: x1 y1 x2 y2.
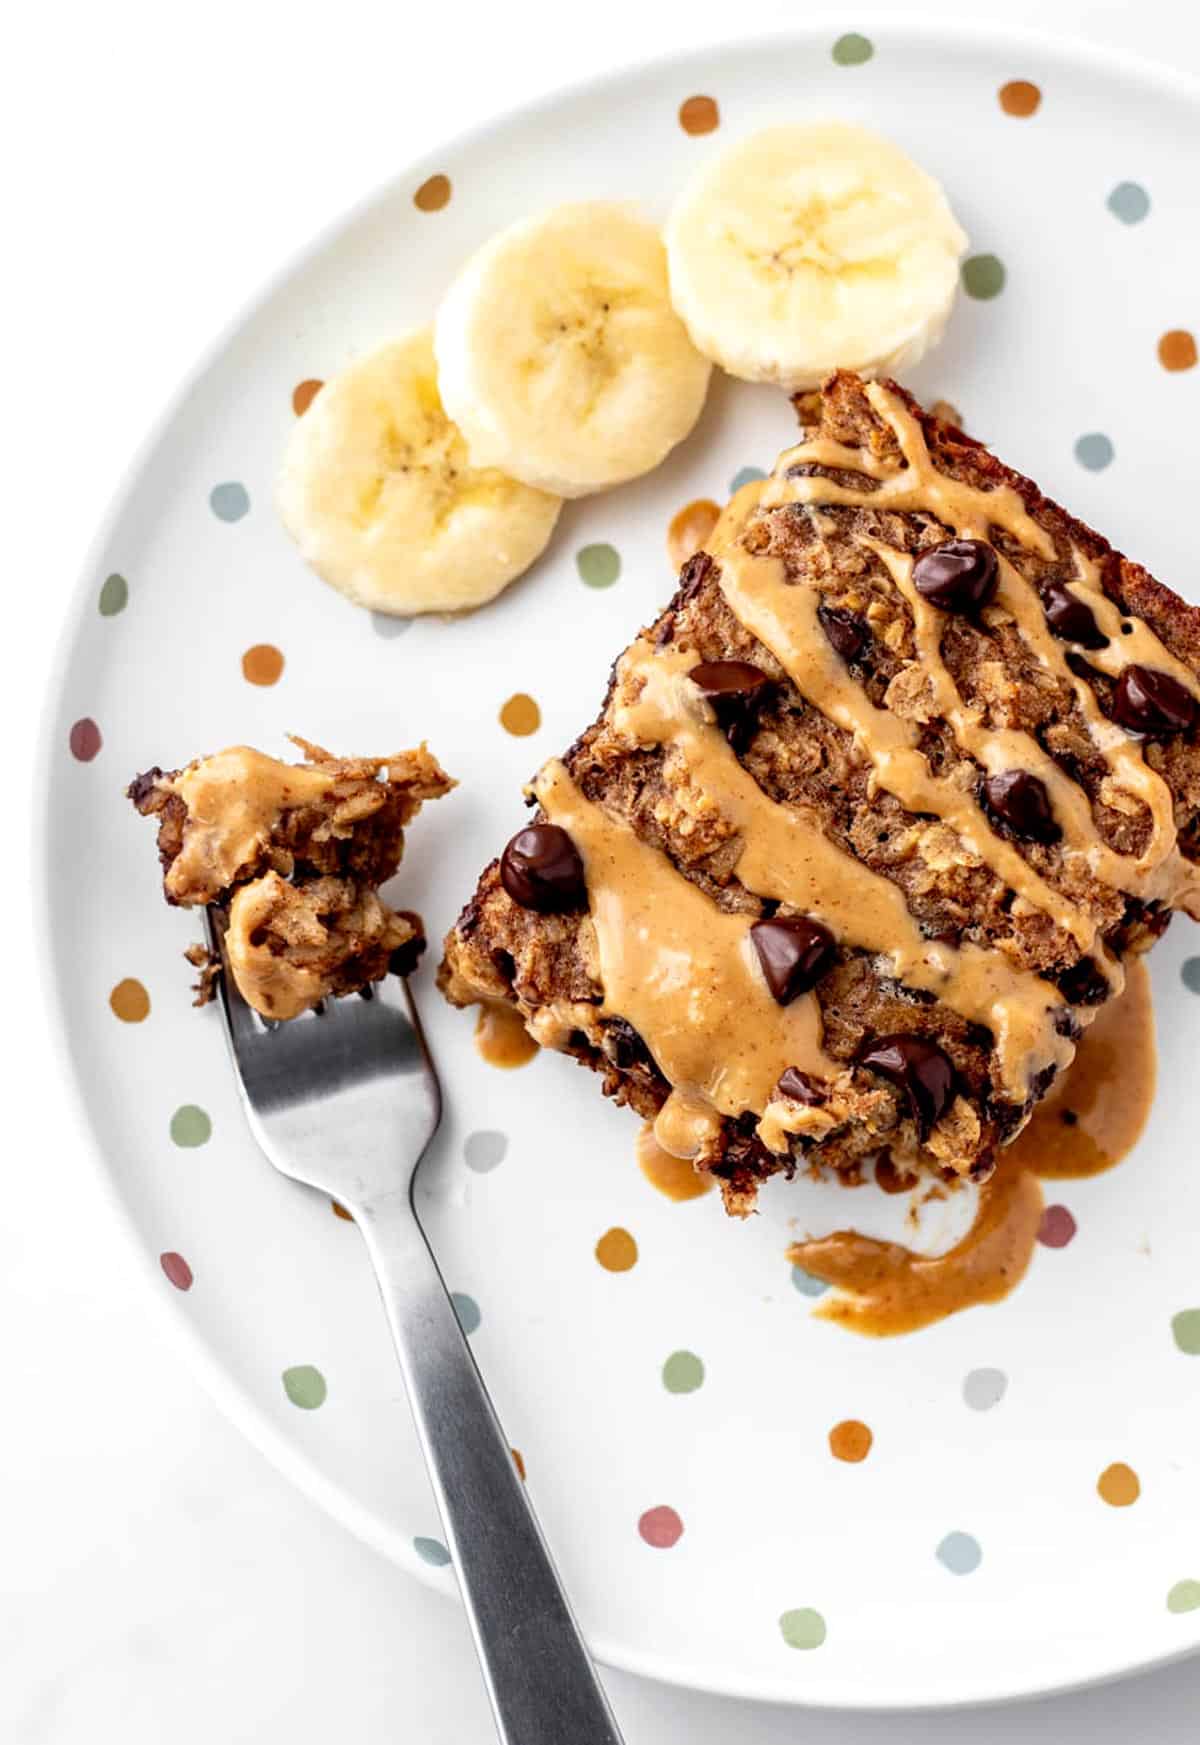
791 1264 829 1299
1074 433 1114 471
282 1364 326 1409
832 33 873 65
414 1535 451 1567
662 1350 705 1394
99 573 128 617
1172 1308 1200 1354
576 543 621 588
452 1291 481 1335
170 1104 211 1148
962 255 1006 300
1168 1579 1200 1614
779 1607 827 1649
1181 957 1200 994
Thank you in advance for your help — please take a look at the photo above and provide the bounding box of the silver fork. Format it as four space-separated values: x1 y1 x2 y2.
203 910 624 1745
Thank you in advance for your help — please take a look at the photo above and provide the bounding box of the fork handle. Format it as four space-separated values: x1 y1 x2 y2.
355 1195 625 1745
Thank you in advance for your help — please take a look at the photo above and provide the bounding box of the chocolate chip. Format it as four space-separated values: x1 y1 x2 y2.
858 1034 956 1141
499 824 586 913
776 1067 827 1105
1110 664 1197 736
1057 956 1109 1007
912 539 998 613
605 1017 655 1073
1042 581 1109 650
817 606 868 663
388 933 426 978
690 659 772 749
677 550 714 603
981 769 1061 844
750 917 836 1005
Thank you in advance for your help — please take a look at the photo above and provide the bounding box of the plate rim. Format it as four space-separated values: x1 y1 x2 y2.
35 14 1200 1710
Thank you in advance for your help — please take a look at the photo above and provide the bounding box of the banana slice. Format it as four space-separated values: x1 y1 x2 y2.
434 202 711 498
277 327 561 616
665 122 969 390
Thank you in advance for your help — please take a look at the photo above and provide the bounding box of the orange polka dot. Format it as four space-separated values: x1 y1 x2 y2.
414 174 451 212
595 1227 638 1272
667 498 721 572
998 80 1041 117
331 1199 354 1221
1097 1462 1140 1506
292 378 324 416
679 94 719 136
1159 330 1197 372
499 693 541 736
829 1419 873 1463
109 978 150 1023
511 1447 526 1481
242 644 284 686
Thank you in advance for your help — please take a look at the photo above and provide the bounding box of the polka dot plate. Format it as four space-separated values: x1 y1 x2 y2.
39 22 1200 1710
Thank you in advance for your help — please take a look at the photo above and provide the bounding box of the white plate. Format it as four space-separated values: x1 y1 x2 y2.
39 22 1200 1710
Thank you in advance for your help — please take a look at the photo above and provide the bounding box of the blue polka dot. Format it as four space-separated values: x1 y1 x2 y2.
452 1291 481 1335
1074 433 1114 471
937 1531 982 1575
413 1535 451 1567
730 466 767 494
1107 182 1151 225
791 1265 829 1299
210 482 250 522
1181 957 1200 995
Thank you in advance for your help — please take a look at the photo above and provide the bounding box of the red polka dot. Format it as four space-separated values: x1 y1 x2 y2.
160 1251 193 1290
638 1505 684 1548
1038 1204 1077 1248
69 718 102 762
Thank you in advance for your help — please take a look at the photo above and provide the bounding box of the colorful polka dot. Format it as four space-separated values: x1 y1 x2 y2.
511 1447 527 1481
414 174 451 213
69 718 102 762
159 1251 193 1291
1180 957 1200 994
371 610 413 639
662 1350 704 1394
413 1535 451 1566
1074 433 1114 471
1171 1308 1200 1354
678 94 719 136
452 1292 481 1335
331 1199 354 1221
962 255 1006 300
730 465 767 494
282 1364 326 1409
1097 1461 1140 1507
998 80 1041 117
1037 1203 1077 1248
963 1367 1007 1411
1159 330 1197 372
292 378 324 416
595 1227 638 1272
832 33 873 66
779 1607 827 1650
242 643 284 686
499 692 541 736
99 573 128 616
828 1419 873 1463
170 1104 212 1148
1168 1579 1200 1614
464 1130 508 1173
1107 182 1150 225
638 1505 683 1548
209 482 250 522
936 1531 982 1575
791 1264 829 1299
577 543 621 589
109 978 150 1023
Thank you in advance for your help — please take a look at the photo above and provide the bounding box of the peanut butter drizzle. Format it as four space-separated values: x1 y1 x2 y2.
534 759 836 1158
165 748 337 904
636 1122 715 1200
613 640 1072 1100
791 957 1155 1335
224 875 325 1021
474 1000 539 1069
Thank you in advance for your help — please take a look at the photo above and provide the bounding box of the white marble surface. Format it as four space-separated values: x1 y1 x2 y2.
8 1 1200 1738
